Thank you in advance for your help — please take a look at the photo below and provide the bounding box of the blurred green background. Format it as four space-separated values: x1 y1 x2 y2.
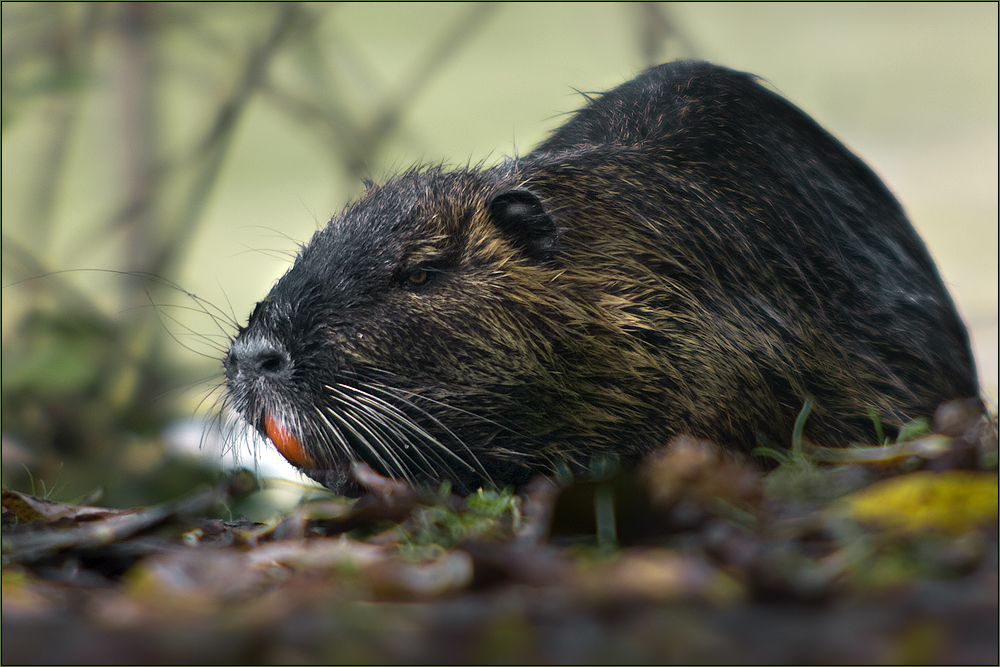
2 2 997 508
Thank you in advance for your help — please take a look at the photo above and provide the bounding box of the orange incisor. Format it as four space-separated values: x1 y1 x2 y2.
264 413 315 468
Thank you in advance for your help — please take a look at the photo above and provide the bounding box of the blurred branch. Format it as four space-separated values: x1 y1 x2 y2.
112 3 160 275
150 1 304 280
261 2 499 183
257 78 364 179
2 4 307 445
357 2 499 176
90 3 304 282
262 6 373 178
17 4 102 257
1 234 111 327
633 3 697 67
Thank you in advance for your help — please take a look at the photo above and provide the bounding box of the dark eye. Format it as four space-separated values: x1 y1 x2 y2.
407 270 429 287
401 264 442 291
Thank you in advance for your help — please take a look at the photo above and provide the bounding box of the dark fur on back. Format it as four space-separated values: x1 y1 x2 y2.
224 61 979 494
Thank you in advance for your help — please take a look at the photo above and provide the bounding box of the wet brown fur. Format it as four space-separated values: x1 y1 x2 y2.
224 62 979 493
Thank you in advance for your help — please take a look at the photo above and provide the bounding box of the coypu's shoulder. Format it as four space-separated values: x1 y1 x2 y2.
531 61 794 152
530 60 748 152
528 62 906 231
528 61 903 214
514 60 978 437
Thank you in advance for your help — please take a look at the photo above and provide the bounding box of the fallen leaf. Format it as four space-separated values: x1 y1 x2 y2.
838 471 998 535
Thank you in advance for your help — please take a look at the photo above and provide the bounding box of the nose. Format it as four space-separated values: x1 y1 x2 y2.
225 336 292 381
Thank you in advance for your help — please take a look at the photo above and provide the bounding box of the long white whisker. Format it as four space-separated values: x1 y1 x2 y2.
357 368 521 436
335 386 466 477
358 381 492 482
331 388 434 469
336 383 476 473
310 407 355 464
318 403 407 482
337 402 416 481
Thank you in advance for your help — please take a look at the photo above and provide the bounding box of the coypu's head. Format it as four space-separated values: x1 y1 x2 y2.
224 166 642 493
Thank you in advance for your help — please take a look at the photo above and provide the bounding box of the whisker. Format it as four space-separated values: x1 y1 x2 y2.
337 383 478 475
337 403 422 481
355 367 520 436
357 381 493 483
316 404 404 481
331 384 455 478
306 407 353 465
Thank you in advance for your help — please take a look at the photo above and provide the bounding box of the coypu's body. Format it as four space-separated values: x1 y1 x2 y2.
224 61 979 494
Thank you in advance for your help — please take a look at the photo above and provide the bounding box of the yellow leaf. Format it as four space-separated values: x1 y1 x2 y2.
838 471 998 534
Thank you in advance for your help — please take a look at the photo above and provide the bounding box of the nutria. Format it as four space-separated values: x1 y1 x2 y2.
223 61 980 494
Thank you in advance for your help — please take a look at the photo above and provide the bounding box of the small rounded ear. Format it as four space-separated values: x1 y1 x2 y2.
488 189 560 261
